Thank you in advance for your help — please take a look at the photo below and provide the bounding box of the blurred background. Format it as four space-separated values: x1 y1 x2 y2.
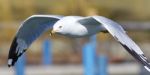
0 0 150 75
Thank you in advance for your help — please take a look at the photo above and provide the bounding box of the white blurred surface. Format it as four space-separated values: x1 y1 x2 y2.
0 63 141 75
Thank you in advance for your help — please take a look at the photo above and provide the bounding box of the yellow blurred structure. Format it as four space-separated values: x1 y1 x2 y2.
0 0 150 22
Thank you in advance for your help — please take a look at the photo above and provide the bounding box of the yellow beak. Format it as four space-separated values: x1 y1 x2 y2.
50 30 56 37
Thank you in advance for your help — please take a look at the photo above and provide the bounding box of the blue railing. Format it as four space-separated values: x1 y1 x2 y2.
42 39 52 65
15 54 26 75
82 35 108 75
15 36 108 75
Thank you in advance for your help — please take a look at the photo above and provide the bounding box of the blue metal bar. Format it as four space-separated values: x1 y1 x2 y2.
82 35 97 75
42 39 52 65
15 54 26 75
98 55 108 75
90 35 97 46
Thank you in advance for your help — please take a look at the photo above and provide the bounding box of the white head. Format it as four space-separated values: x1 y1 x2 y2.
51 16 77 36
52 25 65 34
50 21 70 36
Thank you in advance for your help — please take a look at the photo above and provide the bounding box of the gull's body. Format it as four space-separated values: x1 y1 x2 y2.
53 16 104 37
8 15 150 72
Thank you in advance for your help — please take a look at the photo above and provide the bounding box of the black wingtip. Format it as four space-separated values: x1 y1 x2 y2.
8 64 12 67
8 37 18 67
8 37 27 67
120 42 150 72
8 58 17 67
8 63 11 67
8 59 13 67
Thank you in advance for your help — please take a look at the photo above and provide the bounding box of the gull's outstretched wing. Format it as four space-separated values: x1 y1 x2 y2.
8 15 63 67
78 16 150 72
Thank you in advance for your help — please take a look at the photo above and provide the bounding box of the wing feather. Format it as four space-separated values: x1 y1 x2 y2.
78 16 150 72
92 16 150 72
8 15 63 67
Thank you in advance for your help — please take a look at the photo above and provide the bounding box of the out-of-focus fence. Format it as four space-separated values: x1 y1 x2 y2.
1 22 150 75
13 35 109 75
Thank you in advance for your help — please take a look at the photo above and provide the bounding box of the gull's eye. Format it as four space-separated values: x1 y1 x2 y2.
59 26 62 28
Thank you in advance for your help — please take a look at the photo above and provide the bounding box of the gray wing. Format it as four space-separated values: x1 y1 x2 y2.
78 16 150 72
8 15 63 67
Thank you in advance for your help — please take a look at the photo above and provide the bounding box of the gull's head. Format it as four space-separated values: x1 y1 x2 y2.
50 24 67 36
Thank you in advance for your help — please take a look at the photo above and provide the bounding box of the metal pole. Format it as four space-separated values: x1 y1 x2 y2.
82 35 97 75
98 55 108 75
15 54 26 75
42 39 52 65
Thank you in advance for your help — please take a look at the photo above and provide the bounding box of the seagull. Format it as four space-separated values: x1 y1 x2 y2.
8 15 150 72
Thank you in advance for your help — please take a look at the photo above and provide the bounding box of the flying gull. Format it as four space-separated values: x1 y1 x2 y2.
8 15 150 72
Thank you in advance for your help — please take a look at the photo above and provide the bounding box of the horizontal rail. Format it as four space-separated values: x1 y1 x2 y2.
0 64 141 75
0 22 150 31
120 22 150 31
